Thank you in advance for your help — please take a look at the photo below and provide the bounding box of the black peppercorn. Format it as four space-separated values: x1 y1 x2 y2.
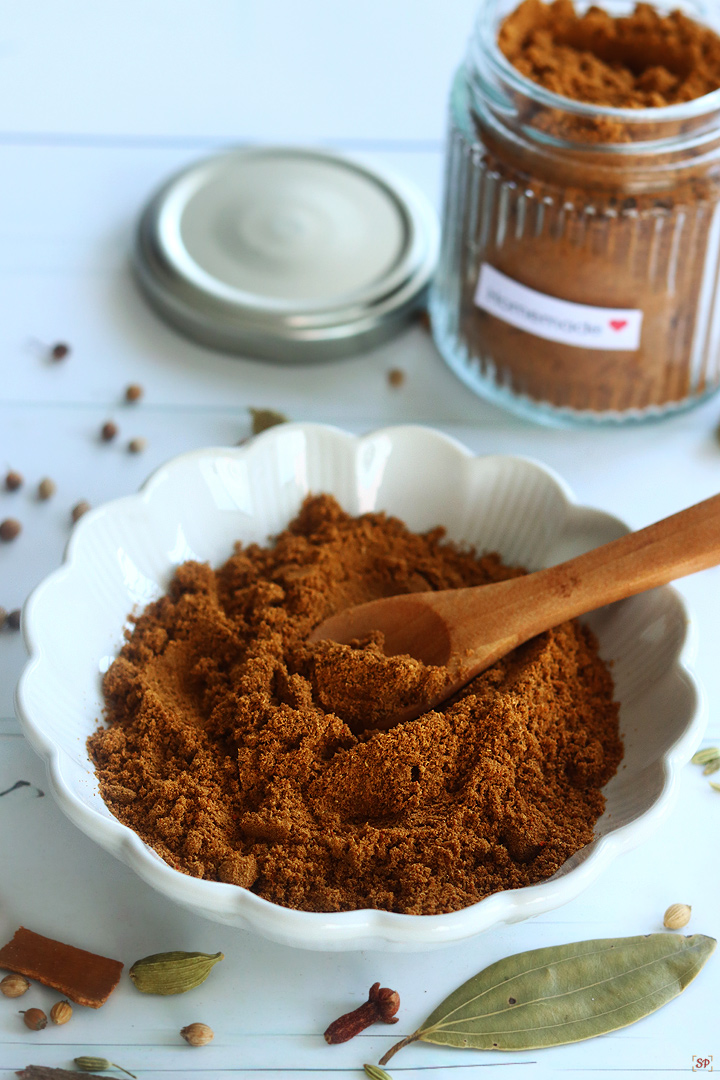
4 470 23 492
0 518 21 541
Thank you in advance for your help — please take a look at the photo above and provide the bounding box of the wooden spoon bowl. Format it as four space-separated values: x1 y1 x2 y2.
309 492 720 727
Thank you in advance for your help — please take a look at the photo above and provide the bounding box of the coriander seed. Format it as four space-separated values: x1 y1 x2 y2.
37 477 57 500
0 518 21 541
387 368 405 388
663 903 692 930
50 342 70 361
1 973 30 997
4 470 23 491
50 999 73 1024
180 1021 214 1046
125 383 144 403
100 420 118 441
7 608 21 630
71 500 91 523
128 437 147 454
20 1007 47 1030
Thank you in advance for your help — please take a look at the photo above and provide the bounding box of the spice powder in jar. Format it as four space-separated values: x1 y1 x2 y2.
430 0 720 424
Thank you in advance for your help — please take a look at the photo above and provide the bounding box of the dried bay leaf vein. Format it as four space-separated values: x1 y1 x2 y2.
429 941 707 1029
432 970 702 1037
379 934 715 1062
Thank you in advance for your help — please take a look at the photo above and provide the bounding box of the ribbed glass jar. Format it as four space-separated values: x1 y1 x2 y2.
430 0 720 425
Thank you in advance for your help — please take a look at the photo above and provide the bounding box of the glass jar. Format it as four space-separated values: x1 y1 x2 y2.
430 0 720 425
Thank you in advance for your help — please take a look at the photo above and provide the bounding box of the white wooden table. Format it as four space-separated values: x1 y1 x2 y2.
1 3 719 1078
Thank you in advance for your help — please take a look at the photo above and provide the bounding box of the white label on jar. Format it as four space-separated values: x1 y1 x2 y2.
474 264 643 351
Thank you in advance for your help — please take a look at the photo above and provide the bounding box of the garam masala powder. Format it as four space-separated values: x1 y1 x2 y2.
432 0 720 420
89 495 622 915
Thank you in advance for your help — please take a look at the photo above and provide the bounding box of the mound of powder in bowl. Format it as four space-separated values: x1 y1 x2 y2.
88 495 622 915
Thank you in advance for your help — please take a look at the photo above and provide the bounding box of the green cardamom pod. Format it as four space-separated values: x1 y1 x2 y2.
74 1057 136 1078
129 949 224 994
364 1065 393 1080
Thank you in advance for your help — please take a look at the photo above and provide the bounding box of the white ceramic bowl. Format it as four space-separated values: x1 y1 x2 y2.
16 424 705 951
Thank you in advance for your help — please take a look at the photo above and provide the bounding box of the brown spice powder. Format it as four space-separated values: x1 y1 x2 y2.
442 0 720 416
88 495 622 915
499 0 720 109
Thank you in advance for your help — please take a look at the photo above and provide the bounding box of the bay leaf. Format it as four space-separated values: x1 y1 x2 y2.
380 934 714 1063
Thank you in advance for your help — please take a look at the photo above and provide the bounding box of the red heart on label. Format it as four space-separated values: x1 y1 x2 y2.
609 319 628 331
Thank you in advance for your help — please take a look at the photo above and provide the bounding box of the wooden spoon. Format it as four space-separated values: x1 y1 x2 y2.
308 492 720 727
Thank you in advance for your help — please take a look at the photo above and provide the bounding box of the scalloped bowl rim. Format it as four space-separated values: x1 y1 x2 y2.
14 424 707 950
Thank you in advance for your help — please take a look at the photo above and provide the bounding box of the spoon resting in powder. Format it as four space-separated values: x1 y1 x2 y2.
308 492 720 728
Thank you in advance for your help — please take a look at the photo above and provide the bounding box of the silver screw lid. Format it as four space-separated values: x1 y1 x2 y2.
134 146 439 362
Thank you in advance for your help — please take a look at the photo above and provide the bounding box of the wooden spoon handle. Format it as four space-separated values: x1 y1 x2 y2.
532 489 720 616
445 491 720 665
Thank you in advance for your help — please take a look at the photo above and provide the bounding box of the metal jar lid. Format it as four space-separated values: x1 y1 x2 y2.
134 146 439 362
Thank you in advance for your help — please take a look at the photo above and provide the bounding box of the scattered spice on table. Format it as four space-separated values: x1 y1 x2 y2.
37 478 56 501
50 343 70 361
364 1066 393 1080
6 609 21 630
20 1008 47 1031
71 501 90 524
0 926 123 1008
17 1069 110 1080
127 437 147 454
1 973 29 997
100 421 118 442
663 903 691 930
5 470 23 492
124 384 143 403
73 1059 136 1078
129 950 222 995
691 747 720 793
416 309 431 332
0 519 22 541
324 983 400 1044
692 746 720 776
387 368 405 388
49 1000 72 1025
89 494 622 915
180 1022 214 1046
249 407 288 435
